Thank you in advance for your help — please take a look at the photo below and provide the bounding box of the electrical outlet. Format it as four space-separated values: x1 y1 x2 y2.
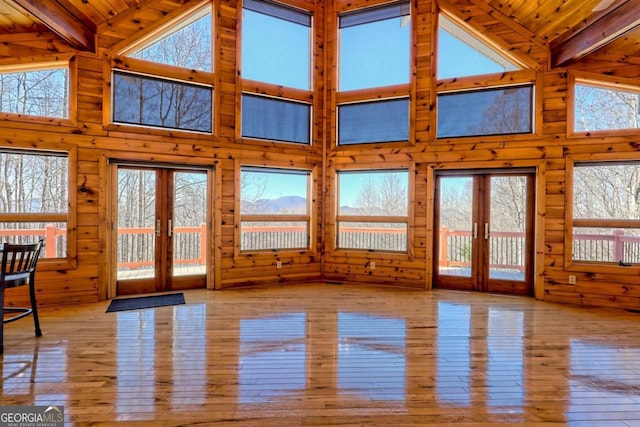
370 262 375 270
276 261 282 269
569 275 576 285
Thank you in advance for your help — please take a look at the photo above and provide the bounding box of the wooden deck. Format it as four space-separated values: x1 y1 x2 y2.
2 283 640 426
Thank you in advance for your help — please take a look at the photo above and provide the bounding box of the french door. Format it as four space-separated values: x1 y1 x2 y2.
114 165 210 296
434 171 534 295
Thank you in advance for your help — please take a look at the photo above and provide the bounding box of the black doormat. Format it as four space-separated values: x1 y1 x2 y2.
106 293 185 313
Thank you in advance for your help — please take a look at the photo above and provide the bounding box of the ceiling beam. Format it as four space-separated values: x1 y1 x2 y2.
13 0 95 52
551 0 640 67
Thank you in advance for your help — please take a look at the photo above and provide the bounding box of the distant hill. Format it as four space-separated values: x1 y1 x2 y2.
246 196 366 215
253 196 308 214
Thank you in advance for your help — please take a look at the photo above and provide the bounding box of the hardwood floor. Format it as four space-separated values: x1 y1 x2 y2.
2 283 640 426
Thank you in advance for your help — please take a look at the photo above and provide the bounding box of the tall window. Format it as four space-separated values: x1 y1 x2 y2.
573 81 640 132
337 2 411 145
241 0 312 144
0 150 70 259
240 167 311 251
0 65 69 119
435 12 535 140
572 161 640 264
111 4 215 133
336 169 409 252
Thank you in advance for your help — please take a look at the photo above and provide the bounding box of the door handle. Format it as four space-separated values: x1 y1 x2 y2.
168 219 173 237
156 219 161 237
484 222 490 240
473 222 478 239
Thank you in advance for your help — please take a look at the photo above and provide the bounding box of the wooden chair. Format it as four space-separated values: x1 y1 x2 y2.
0 239 44 354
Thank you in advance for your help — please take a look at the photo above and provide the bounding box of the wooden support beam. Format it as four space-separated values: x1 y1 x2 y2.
551 0 640 67
13 0 95 52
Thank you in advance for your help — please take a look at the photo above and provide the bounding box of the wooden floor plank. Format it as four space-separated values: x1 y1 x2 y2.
2 284 640 426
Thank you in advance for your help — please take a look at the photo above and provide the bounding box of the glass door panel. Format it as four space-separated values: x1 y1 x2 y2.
172 171 208 277
488 176 527 281
114 166 210 296
437 176 474 278
117 168 157 282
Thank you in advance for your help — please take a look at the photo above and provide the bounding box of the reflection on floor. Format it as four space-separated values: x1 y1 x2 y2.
2 284 640 426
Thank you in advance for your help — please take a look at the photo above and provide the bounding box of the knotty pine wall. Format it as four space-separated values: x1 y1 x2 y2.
1 0 639 310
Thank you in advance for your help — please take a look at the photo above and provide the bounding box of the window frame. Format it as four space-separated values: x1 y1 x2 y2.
333 164 414 256
0 54 77 127
105 1 219 139
110 69 214 134
333 0 415 149
568 71 640 138
434 69 541 143
235 162 317 257
0 147 77 271
436 83 535 139
565 154 640 274
239 0 316 147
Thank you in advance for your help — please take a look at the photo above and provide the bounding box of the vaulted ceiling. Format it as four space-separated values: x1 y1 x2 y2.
0 0 638 67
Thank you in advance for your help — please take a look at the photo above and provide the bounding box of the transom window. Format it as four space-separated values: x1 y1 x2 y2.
437 14 519 80
128 5 212 71
112 71 213 133
240 167 311 251
240 0 313 144
437 85 534 139
339 2 410 91
111 3 215 134
336 169 409 252
336 1 411 146
573 81 640 133
0 65 69 119
572 161 640 264
0 150 70 259
242 0 311 90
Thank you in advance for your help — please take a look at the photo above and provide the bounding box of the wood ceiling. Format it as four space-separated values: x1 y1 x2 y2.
0 0 638 67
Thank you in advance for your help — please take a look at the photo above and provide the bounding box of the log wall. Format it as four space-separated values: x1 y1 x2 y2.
1 0 639 310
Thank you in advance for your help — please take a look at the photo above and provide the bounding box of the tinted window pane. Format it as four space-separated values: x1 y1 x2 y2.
437 85 533 138
113 71 212 133
0 68 68 118
338 98 409 144
339 3 410 91
574 84 640 132
242 94 311 144
337 170 408 216
242 1 311 90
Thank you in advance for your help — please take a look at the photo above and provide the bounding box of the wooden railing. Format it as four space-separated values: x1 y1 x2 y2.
4 225 640 271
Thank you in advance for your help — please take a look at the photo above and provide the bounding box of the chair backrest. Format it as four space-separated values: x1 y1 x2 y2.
0 239 44 284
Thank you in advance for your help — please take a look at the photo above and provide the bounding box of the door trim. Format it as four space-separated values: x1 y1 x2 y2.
103 155 217 299
427 161 546 299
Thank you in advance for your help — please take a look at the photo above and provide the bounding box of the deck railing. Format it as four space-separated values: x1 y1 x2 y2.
4 225 640 271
